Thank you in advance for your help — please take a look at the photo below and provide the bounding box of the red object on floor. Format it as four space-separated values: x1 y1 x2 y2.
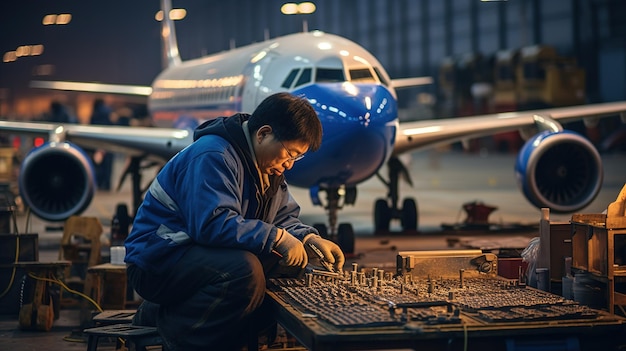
463 201 498 225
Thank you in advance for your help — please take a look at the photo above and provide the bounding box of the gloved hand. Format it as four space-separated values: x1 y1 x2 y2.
273 229 308 268
303 234 345 272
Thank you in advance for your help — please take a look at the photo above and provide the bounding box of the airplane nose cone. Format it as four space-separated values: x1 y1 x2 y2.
296 82 397 130
287 83 398 187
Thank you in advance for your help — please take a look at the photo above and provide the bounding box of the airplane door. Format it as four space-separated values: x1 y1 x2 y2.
240 51 280 112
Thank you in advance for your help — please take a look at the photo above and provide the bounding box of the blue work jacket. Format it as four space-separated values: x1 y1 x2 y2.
125 114 316 274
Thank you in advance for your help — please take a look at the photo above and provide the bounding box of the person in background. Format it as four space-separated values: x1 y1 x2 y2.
47 101 77 124
125 92 344 350
114 106 133 126
89 99 114 191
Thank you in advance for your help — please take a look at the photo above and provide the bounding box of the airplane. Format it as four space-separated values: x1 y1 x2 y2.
2 0 626 253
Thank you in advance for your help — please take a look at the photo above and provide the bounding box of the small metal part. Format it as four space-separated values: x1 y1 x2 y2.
358 272 365 285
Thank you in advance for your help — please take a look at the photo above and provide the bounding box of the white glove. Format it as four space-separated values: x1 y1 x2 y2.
303 234 345 272
273 229 308 268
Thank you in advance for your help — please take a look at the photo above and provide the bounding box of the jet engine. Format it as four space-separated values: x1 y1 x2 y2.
515 130 603 213
18 142 96 222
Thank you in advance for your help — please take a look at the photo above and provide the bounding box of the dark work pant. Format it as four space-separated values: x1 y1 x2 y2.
127 246 268 351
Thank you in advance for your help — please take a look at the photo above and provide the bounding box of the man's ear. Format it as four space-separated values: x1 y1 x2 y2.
257 125 273 142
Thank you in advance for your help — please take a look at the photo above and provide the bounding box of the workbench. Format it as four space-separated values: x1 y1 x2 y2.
266 251 626 351
268 288 625 350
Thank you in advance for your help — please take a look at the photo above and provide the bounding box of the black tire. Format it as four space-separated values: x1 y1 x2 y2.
313 223 329 239
374 199 391 234
344 186 357 205
400 198 418 232
337 223 355 254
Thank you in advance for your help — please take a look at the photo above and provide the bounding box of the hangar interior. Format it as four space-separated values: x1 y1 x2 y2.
2 0 626 135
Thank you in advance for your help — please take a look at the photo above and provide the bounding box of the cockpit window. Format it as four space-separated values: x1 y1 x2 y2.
281 69 300 89
283 66 386 88
349 68 375 82
316 68 345 83
373 67 389 86
294 68 312 87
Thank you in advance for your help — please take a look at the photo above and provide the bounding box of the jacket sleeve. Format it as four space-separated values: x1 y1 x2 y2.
169 144 278 254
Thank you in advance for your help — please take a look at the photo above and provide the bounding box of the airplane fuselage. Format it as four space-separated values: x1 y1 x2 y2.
148 31 398 188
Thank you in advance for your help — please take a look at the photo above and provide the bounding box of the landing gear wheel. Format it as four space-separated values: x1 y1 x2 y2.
337 223 355 255
400 198 418 232
344 186 357 204
374 199 391 235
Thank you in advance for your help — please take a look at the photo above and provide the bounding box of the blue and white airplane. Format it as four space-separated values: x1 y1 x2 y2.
2 0 626 251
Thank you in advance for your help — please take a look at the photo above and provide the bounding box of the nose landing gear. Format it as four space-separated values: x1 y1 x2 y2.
310 185 356 255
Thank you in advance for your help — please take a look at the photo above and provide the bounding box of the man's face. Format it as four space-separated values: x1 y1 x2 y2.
254 126 308 176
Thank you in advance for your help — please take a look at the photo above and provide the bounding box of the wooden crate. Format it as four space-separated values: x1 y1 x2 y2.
570 184 626 314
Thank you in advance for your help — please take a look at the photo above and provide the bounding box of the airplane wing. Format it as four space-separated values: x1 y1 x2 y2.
0 121 192 160
394 101 626 155
390 76 434 89
29 80 152 96
2 100 625 224
375 100 626 231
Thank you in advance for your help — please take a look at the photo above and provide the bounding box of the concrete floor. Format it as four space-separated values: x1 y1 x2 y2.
1 149 625 350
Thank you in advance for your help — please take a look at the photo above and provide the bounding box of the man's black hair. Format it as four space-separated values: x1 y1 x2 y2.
248 92 322 151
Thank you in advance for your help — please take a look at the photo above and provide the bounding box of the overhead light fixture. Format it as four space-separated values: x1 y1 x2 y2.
281 2 317 32
155 9 187 21
281 2 316 15
42 13 72 25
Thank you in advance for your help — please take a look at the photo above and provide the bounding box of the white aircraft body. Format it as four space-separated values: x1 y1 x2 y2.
2 0 626 251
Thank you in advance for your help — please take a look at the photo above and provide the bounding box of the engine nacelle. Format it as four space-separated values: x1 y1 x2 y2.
515 130 603 213
18 142 96 222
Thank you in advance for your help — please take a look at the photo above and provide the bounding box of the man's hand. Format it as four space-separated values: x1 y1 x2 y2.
303 234 345 272
273 229 308 268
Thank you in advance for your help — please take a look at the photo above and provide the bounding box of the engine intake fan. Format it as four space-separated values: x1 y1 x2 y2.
515 130 603 213
18 142 95 222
